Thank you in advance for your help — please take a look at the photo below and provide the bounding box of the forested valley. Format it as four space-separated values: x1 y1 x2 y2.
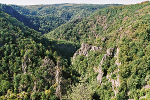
0 1 150 100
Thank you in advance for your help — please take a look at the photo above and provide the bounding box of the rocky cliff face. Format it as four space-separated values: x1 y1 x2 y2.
73 43 102 60
22 51 31 73
72 43 121 97
95 47 115 84
93 47 121 96
43 56 55 67
55 61 62 100
107 48 121 97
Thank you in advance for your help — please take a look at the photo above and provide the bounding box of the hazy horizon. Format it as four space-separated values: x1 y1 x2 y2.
0 0 149 5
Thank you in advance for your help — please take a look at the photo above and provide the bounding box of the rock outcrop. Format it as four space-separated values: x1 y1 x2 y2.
73 44 121 97
106 71 120 97
106 48 115 56
95 47 115 84
42 56 55 67
73 43 102 60
107 48 121 97
22 54 31 73
95 54 106 83
94 47 121 97
55 61 62 100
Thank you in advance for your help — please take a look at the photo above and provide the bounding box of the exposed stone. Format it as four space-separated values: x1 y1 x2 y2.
100 54 107 65
96 66 104 84
22 55 31 73
115 48 121 66
106 47 114 56
107 72 120 97
143 85 150 89
55 61 62 100
94 48 121 97
101 37 107 42
106 48 121 97
33 81 37 92
43 56 55 67
95 47 114 84
145 75 150 82
94 53 106 83
73 43 102 60
90 46 102 52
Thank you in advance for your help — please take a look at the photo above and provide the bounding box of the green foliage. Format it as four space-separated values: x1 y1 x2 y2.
4 4 120 34
11 4 120 21
63 78 97 100
61 1 150 99
111 73 116 79
0 3 65 34
0 10 63 99
146 93 150 99
0 1 150 99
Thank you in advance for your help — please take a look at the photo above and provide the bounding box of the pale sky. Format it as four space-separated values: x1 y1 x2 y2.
0 0 149 5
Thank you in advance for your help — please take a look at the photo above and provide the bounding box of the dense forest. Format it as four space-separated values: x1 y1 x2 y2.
10 4 120 34
46 1 150 99
0 1 150 100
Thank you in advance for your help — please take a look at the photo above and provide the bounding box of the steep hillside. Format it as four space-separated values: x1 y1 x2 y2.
11 4 120 21
0 4 31 29
0 1 150 100
0 9 78 99
0 4 66 34
25 15 65 34
10 4 120 34
46 1 150 99
46 1 150 45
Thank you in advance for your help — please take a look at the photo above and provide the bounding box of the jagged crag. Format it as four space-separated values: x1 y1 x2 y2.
0 1 150 100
